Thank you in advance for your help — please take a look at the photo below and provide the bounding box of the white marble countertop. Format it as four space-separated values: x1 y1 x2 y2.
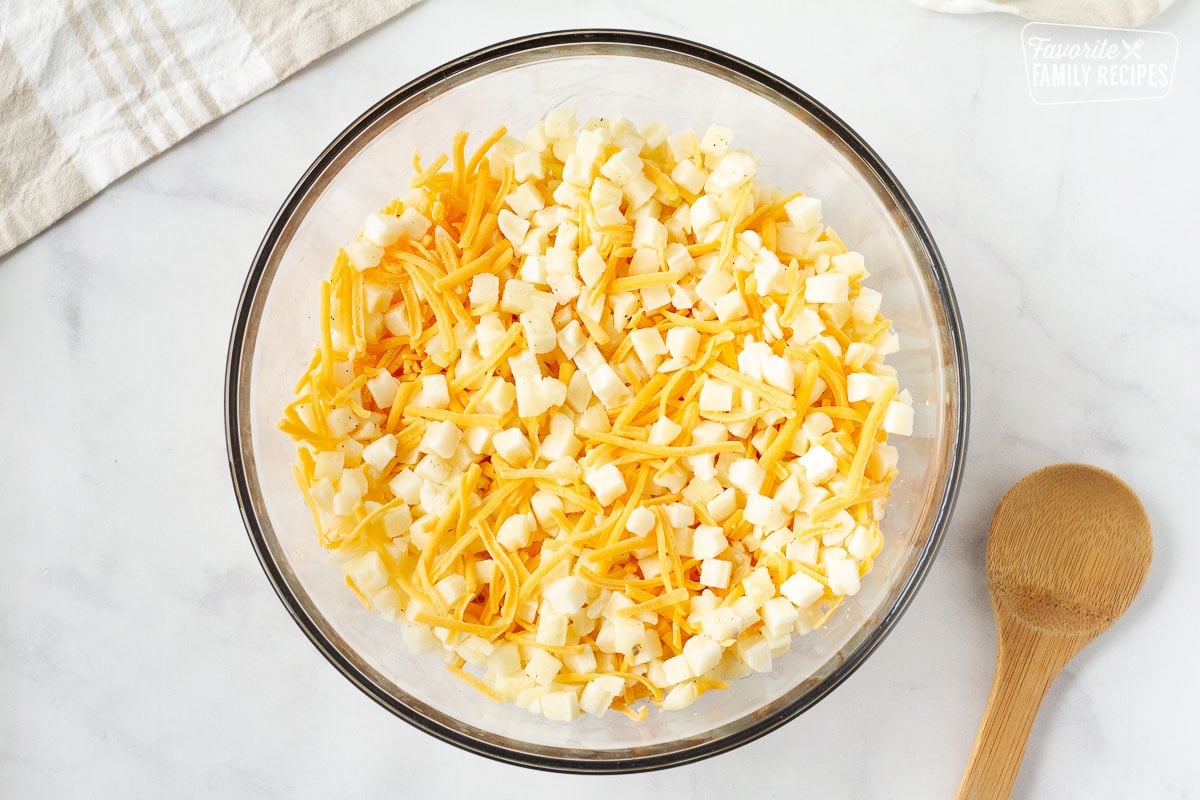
3 1 1197 797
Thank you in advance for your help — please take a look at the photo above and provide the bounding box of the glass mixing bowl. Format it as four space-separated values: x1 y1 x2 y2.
225 30 968 772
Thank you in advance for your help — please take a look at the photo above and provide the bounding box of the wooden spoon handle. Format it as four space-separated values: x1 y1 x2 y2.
956 617 1090 800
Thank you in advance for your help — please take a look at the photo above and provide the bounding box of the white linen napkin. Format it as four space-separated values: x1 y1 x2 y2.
914 0 1175 27
0 0 421 257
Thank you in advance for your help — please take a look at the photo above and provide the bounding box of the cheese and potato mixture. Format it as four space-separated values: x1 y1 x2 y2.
281 109 914 721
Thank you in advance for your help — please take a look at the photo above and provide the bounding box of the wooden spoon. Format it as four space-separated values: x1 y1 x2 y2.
955 463 1152 800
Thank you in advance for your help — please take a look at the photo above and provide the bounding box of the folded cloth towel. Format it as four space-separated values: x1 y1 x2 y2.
914 0 1174 27
0 0 421 257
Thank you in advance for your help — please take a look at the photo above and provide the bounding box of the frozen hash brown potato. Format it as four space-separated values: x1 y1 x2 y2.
280 109 914 722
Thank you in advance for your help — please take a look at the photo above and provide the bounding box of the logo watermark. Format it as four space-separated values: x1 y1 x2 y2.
1023 22 1178 104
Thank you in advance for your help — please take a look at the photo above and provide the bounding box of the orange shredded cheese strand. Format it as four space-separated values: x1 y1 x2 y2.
578 428 742 458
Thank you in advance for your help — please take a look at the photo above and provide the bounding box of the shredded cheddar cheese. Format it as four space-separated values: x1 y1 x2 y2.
281 111 914 722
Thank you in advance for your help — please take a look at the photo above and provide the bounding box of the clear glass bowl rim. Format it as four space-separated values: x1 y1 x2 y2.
225 28 970 774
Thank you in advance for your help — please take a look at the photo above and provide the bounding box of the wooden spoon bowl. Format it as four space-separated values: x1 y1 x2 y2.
956 463 1153 800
